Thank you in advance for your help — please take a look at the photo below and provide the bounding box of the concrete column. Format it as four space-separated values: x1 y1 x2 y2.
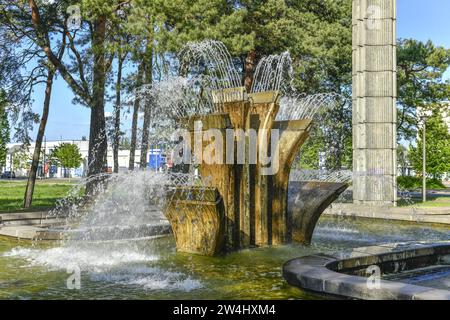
352 0 397 205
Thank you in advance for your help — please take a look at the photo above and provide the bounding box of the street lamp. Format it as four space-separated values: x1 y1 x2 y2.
420 111 431 203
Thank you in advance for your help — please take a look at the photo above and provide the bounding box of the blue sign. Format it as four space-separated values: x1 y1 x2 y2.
148 149 165 169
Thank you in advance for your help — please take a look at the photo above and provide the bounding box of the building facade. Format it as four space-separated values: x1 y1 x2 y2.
2 140 144 178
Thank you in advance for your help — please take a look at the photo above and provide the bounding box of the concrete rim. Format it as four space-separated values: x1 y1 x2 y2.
283 241 450 300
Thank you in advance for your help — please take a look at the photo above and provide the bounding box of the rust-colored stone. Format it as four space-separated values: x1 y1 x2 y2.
164 186 225 256
248 91 280 246
163 87 343 256
288 181 348 244
270 119 312 245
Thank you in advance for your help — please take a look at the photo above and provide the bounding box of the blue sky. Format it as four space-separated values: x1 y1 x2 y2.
20 0 450 142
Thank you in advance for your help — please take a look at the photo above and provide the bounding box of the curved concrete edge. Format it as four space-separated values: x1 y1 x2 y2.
0 222 172 241
283 242 450 300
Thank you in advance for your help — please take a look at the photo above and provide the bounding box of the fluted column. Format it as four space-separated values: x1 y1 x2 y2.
352 0 397 205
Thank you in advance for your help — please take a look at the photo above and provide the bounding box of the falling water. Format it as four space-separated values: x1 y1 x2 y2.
45 170 213 240
179 40 241 90
2 170 211 293
290 169 352 183
251 51 293 94
128 75 221 149
277 93 340 121
24 170 208 264
140 76 219 119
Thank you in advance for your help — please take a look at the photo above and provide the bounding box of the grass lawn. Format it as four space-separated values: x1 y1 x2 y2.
399 196 450 208
414 198 450 208
0 179 79 212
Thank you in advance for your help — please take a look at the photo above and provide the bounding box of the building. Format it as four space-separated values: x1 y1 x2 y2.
1 140 150 178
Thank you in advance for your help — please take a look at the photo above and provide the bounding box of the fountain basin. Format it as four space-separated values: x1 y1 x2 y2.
283 241 450 300
1 216 449 299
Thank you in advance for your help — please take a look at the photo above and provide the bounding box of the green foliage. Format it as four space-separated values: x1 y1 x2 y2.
295 132 324 170
0 90 9 167
50 143 83 170
152 0 253 54
293 97 353 171
232 0 353 170
11 0 450 180
154 0 352 90
12 147 30 171
409 109 450 179
397 176 446 190
397 39 450 141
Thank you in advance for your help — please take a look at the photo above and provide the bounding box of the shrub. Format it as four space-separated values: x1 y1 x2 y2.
397 176 446 190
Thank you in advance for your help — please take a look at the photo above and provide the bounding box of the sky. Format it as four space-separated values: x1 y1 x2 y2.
18 0 450 142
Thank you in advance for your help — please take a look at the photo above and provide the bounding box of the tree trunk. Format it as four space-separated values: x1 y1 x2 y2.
244 50 257 92
23 68 54 208
129 62 145 170
139 95 152 169
86 17 108 194
139 41 154 169
113 54 124 173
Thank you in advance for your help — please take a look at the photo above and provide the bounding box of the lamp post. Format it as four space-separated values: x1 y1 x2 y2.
420 115 428 203
43 135 46 178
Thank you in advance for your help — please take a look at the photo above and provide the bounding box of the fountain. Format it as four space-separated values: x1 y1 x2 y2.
1 38 448 297
160 40 349 256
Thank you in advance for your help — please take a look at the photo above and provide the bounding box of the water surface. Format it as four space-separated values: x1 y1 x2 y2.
0 216 448 299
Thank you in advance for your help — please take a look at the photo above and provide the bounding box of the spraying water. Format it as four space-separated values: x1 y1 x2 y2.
143 76 219 119
251 51 293 94
290 169 352 183
179 40 241 90
277 93 340 121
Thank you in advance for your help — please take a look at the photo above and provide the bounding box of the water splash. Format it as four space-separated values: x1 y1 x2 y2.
290 169 352 183
4 170 208 291
137 76 218 120
251 51 293 93
277 93 340 121
4 245 158 271
89 266 202 292
179 40 241 90
47 170 209 240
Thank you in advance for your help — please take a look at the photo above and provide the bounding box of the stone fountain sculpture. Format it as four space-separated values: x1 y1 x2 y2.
161 41 349 256
163 87 348 255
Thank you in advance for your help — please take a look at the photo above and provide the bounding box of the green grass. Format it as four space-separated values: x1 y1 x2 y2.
398 196 450 208
415 197 450 208
0 179 78 212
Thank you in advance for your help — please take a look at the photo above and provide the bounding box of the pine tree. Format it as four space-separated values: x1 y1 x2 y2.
397 39 450 141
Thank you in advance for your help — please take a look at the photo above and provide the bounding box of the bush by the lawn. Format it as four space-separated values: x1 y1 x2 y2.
397 176 447 190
